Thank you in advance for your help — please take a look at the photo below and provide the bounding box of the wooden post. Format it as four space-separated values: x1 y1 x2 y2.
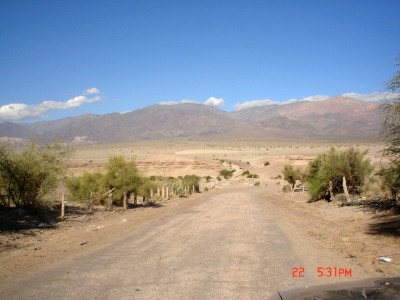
166 186 169 199
134 193 138 206
161 186 165 199
329 181 334 201
192 185 195 194
157 187 160 196
60 191 66 219
150 188 153 197
343 176 350 202
123 191 127 210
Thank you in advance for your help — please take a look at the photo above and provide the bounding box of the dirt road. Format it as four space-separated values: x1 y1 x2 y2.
0 186 391 299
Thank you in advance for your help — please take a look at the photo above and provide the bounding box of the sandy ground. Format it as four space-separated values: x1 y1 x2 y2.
0 140 398 297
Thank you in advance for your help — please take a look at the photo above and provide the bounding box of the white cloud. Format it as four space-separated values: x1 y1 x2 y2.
84 87 100 95
301 95 330 102
234 99 279 110
181 99 198 104
159 101 179 105
233 91 390 111
159 97 225 108
341 92 387 102
159 99 199 106
0 88 102 122
204 97 224 108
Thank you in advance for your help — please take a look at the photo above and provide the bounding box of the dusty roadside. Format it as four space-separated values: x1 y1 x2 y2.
0 190 212 290
0 182 399 293
261 188 400 280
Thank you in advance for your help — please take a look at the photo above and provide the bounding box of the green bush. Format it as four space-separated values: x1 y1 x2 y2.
219 169 235 179
282 165 303 190
241 170 250 176
307 147 373 201
264 161 270 166
0 140 71 214
104 156 143 204
65 171 107 205
376 162 400 201
254 181 261 186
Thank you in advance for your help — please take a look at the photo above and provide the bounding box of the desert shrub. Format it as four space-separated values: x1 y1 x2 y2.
216 176 222 181
282 184 292 193
254 181 261 186
376 162 400 201
275 175 282 179
0 140 71 214
241 170 250 176
103 156 143 204
66 171 107 205
282 165 303 190
205 175 212 182
146 194 163 206
182 174 201 192
264 161 270 166
219 169 235 179
67 156 145 207
307 147 373 201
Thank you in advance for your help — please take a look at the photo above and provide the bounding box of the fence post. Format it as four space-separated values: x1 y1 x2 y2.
60 191 66 219
343 176 350 202
123 191 127 210
166 186 169 199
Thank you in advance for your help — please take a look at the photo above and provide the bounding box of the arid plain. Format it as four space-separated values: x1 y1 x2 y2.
1 139 399 297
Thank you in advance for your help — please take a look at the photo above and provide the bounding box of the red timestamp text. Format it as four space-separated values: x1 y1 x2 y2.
292 266 352 278
317 266 352 278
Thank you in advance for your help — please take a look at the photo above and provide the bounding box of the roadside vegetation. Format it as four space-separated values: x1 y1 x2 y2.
378 57 400 203
281 56 400 208
219 169 235 179
0 140 71 214
66 157 202 208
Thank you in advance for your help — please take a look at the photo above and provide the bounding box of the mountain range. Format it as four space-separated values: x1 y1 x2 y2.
0 96 384 144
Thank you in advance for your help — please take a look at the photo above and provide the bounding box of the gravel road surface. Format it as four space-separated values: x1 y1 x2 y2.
2 189 316 299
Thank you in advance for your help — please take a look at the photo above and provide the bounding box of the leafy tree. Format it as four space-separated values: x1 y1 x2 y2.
0 140 71 213
307 147 373 201
65 172 106 204
376 162 400 201
103 156 143 204
282 165 303 190
382 57 400 161
378 57 400 203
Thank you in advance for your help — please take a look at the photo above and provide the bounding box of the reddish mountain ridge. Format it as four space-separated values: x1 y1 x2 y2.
0 97 384 143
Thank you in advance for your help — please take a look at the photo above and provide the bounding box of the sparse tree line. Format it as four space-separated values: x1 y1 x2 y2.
0 141 204 214
282 57 400 204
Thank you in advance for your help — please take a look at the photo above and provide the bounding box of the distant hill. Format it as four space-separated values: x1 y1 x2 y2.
230 96 383 139
0 97 384 144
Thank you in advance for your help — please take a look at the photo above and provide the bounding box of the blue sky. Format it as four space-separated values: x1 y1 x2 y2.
0 0 399 122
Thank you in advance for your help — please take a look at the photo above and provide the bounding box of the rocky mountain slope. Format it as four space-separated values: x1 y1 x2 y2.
0 97 384 143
